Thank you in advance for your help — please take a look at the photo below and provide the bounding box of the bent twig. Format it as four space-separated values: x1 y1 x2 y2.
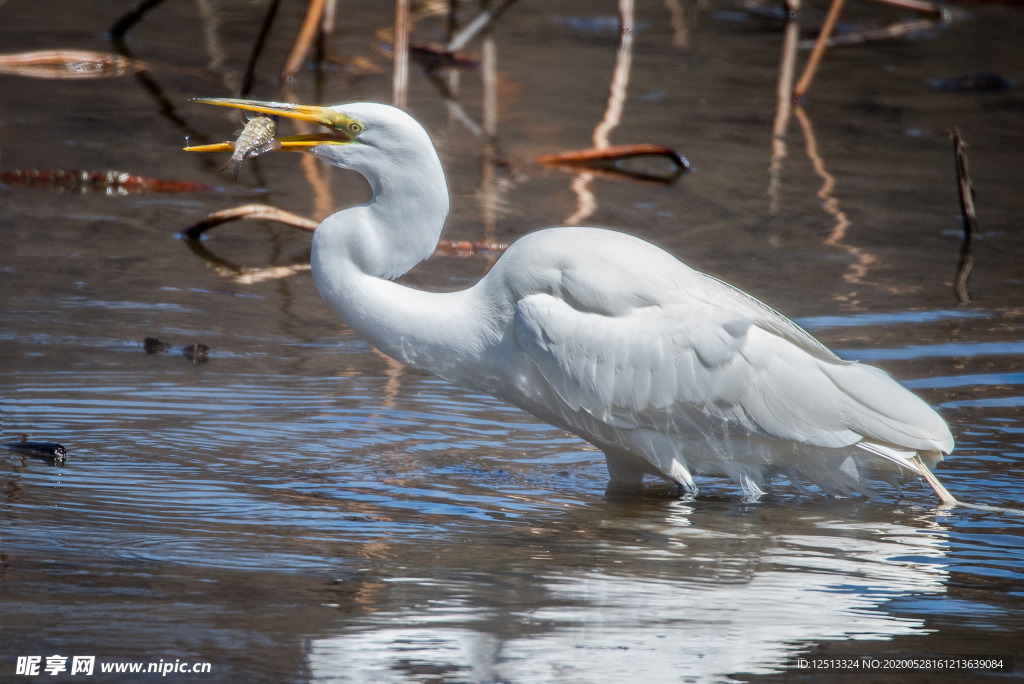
179 203 318 239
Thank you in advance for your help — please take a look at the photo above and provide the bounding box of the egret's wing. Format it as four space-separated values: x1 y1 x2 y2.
513 293 952 453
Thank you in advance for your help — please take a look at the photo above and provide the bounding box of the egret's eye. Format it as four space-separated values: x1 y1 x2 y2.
348 121 364 136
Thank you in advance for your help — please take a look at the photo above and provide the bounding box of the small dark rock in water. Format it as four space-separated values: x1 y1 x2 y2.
182 343 210 363
143 337 210 362
3 440 67 465
929 73 1016 92
143 337 170 353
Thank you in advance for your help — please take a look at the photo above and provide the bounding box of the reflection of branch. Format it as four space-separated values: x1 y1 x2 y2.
565 173 598 227
479 24 499 248
195 0 240 92
951 128 979 304
593 0 634 151
281 84 335 220
567 0 634 226
182 235 311 285
663 0 695 49
768 0 800 214
793 106 849 238
392 0 409 109
794 105 877 300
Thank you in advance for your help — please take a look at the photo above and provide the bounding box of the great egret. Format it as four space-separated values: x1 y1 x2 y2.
187 98 956 504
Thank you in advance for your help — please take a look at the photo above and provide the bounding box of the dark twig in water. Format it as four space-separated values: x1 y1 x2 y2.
951 128 979 304
179 203 318 240
793 0 845 101
110 0 169 38
2 437 67 466
240 0 282 97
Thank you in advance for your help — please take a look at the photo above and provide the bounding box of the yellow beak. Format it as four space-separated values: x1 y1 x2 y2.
184 97 360 152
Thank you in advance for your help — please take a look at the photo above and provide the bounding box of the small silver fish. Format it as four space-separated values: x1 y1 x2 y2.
221 113 280 179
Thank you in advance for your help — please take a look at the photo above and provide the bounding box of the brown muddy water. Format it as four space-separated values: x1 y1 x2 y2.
2 1 1024 682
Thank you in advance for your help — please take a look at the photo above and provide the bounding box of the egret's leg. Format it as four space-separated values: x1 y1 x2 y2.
911 455 958 506
603 451 646 488
673 478 698 499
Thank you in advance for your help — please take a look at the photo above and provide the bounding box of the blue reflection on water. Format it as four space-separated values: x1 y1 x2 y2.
839 341 1024 361
797 309 989 330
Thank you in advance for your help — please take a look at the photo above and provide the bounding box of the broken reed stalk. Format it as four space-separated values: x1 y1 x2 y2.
793 0 846 101
951 128 979 304
179 204 318 240
281 0 328 83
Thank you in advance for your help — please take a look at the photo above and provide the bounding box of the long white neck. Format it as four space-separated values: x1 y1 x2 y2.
319 135 449 280
309 140 495 378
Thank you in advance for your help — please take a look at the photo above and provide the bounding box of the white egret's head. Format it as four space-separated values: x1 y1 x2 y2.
185 98 437 178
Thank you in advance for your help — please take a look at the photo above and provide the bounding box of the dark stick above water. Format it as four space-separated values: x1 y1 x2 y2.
2 439 67 465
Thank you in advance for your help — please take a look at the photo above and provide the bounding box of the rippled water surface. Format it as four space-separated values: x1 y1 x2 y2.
3 1 1024 682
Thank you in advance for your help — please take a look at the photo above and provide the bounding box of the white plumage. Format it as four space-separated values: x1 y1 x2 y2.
191 99 956 503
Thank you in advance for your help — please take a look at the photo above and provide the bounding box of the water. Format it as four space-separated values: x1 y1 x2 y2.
2 1 1024 682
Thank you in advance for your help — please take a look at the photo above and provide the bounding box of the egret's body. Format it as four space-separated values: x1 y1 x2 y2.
189 99 956 502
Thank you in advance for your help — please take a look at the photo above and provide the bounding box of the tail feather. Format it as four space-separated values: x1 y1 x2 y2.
822 362 954 453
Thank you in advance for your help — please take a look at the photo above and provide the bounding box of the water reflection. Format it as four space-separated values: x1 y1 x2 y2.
308 507 950 682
